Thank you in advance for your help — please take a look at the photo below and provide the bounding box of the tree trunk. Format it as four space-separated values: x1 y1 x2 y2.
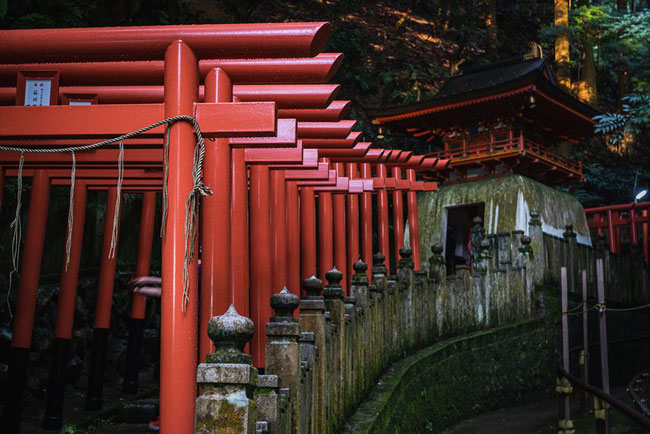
554 0 571 91
486 0 498 59
577 0 597 105
578 40 597 105
616 0 631 105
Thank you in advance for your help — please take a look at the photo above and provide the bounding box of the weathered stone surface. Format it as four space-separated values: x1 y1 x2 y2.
417 174 592 266
196 306 258 434
197 363 258 385
266 287 301 434
195 384 257 434
207 305 254 365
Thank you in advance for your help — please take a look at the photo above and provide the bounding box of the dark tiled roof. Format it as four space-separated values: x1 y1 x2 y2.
435 57 551 98
366 56 598 123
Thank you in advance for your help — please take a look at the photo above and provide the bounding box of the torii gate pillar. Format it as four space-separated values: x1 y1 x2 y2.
160 40 200 434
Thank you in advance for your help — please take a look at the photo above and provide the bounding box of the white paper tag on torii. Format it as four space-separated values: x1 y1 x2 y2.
24 79 52 106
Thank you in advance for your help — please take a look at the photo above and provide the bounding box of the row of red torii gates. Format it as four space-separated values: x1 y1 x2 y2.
0 23 447 433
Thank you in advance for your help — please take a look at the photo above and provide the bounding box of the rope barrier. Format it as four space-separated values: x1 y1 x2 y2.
564 301 650 315
1 115 210 313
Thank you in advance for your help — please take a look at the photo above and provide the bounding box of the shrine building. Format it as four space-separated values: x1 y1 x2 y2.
369 47 600 272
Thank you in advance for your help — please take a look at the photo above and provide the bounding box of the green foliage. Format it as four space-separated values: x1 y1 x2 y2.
594 94 650 144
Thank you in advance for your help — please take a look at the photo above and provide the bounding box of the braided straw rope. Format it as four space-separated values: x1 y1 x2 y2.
1 116 210 313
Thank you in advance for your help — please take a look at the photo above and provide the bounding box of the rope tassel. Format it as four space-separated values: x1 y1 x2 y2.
0 116 209 314
64 151 76 271
7 152 25 321
108 140 124 259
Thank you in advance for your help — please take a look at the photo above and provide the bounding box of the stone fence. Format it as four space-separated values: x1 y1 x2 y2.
193 213 543 433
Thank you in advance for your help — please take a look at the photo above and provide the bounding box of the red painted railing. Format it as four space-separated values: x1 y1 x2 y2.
585 201 650 264
427 135 582 174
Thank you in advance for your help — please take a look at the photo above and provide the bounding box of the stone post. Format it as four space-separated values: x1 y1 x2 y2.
195 305 258 434
528 209 545 285
343 295 356 414
324 268 345 430
298 276 326 433
563 224 577 294
398 246 415 353
519 235 535 315
428 244 445 283
298 332 316 434
254 375 281 433
350 259 370 395
370 252 387 376
265 288 300 434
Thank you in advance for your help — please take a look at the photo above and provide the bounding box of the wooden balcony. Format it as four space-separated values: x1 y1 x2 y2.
425 134 583 185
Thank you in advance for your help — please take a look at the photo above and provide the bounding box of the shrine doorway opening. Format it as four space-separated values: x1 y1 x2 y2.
443 202 485 275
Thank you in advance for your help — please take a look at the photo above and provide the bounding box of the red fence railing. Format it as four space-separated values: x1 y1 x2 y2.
426 135 582 174
585 201 650 264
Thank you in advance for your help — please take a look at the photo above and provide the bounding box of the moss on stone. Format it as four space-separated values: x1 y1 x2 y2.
417 174 591 265
344 316 556 433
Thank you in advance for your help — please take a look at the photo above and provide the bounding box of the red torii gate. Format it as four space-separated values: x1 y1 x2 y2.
0 22 449 434
0 23 333 434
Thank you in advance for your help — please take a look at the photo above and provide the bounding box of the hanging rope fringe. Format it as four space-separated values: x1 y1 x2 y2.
161 127 171 239
0 115 211 313
7 152 24 322
108 140 124 259
64 151 76 271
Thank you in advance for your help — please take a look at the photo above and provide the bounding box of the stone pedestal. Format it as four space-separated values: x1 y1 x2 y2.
298 276 326 433
265 288 301 434
195 305 258 434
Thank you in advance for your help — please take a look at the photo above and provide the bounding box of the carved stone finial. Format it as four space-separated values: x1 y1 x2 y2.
399 246 412 259
352 258 369 284
398 246 414 270
324 267 344 299
325 267 343 287
372 251 387 276
270 287 299 322
563 224 576 239
521 235 531 246
302 275 323 299
529 209 541 227
431 244 443 255
353 258 368 275
206 304 254 364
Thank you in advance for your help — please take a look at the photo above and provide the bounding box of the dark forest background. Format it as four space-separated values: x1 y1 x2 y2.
1 0 649 205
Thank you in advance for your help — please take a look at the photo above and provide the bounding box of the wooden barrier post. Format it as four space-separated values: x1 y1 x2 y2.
596 258 610 434
558 267 573 434
580 269 589 414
